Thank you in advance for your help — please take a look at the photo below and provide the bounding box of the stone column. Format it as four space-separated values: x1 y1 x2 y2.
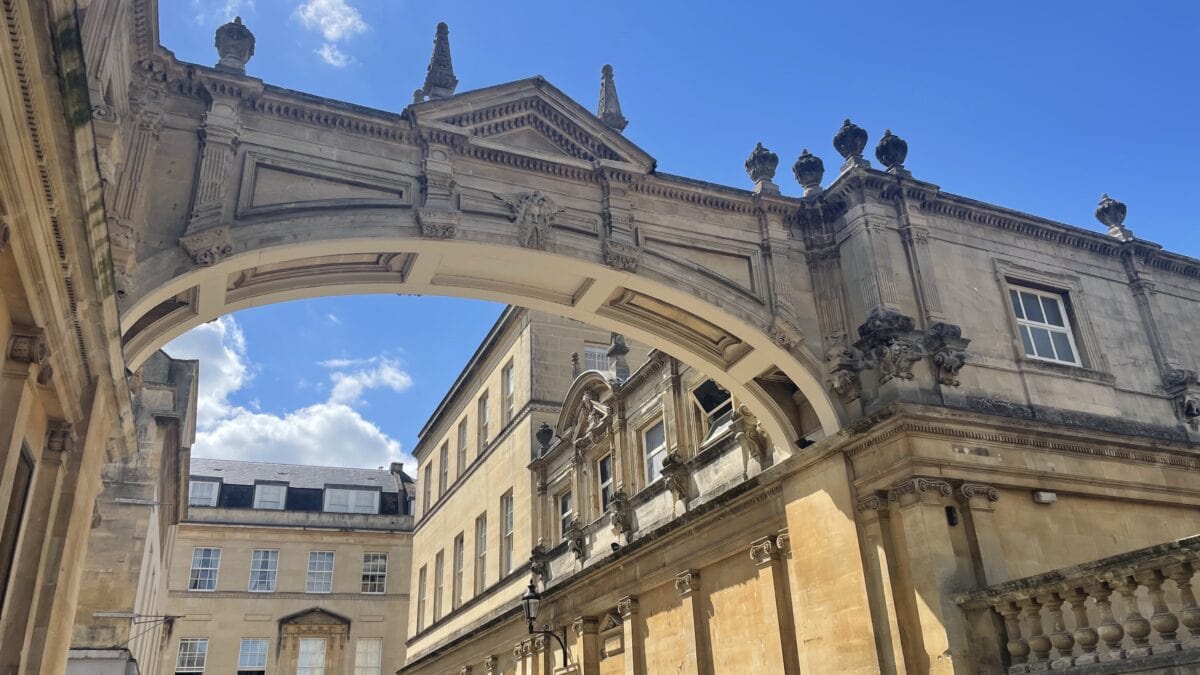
781 452 883 673
855 493 907 674
749 536 801 674
956 483 1006 584
887 477 970 674
617 596 644 675
573 616 600 675
676 569 713 675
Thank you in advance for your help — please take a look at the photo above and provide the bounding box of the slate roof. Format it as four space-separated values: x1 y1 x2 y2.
190 457 413 491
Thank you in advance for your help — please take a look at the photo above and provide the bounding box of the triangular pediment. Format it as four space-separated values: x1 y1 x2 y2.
409 77 655 171
279 607 351 626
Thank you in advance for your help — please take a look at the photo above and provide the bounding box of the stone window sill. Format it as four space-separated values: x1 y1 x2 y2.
1017 358 1116 386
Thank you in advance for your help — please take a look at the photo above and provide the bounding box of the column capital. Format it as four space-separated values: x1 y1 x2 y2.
775 528 790 557
6 326 52 384
750 536 778 566
888 477 951 506
484 655 497 674
856 491 889 513
572 615 599 636
617 595 638 618
531 634 546 652
957 482 1000 507
675 569 700 596
45 420 76 455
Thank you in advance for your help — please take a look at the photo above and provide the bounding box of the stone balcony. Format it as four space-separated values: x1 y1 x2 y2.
957 535 1200 673
186 505 413 532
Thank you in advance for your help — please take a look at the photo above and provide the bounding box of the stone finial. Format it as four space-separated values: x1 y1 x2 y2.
597 64 628 132
422 22 458 100
214 16 255 74
745 142 778 183
833 118 870 170
875 129 911 177
607 333 630 382
1096 194 1133 241
535 423 554 454
792 149 825 197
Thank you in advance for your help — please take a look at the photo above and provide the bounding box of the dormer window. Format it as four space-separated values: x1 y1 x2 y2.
253 483 287 510
188 480 220 507
324 488 379 514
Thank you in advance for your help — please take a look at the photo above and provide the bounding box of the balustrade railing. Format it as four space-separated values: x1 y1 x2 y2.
956 535 1200 672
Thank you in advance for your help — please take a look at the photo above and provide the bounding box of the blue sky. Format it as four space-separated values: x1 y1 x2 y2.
162 1 1200 469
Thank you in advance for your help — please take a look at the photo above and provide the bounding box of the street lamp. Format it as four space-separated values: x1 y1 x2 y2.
520 583 569 668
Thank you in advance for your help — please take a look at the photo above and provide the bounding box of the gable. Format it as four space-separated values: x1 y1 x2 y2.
280 607 351 626
409 78 655 171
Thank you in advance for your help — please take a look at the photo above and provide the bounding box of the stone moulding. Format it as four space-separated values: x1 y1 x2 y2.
958 482 1000 502
180 226 233 266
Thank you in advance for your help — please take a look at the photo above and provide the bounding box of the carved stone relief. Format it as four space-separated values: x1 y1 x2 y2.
732 405 768 462
928 322 971 387
181 225 233 267
564 518 586 561
603 239 640 272
499 191 562 250
660 451 689 503
607 488 632 535
674 569 700 595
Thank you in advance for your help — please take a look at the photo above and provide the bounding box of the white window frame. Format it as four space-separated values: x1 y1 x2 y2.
297 637 327 675
597 454 613 514
323 488 379 514
237 637 269 670
416 565 427 632
354 638 383 675
306 551 335 593
439 443 449 495
187 547 220 592
252 483 286 510
248 549 278 593
584 344 610 372
478 391 490 450
457 418 469 474
361 552 387 594
1008 284 1083 366
422 464 432 514
188 480 219 507
500 491 514 577
501 361 515 425
474 514 487 594
433 549 445 622
452 533 464 610
175 637 208 672
642 419 666 486
558 490 573 540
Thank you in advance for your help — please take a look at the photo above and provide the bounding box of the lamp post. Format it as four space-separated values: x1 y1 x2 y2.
520 583 569 669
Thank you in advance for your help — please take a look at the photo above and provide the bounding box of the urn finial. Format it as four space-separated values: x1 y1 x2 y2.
833 118 870 171
1095 194 1133 241
875 129 910 177
598 65 628 132
792 149 825 197
421 22 458 100
215 16 255 74
745 142 779 194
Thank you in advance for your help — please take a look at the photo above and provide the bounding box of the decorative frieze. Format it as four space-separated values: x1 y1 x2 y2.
660 451 690 503
928 322 971 387
675 569 700 596
617 595 638 618
45 420 75 454
888 477 952 503
749 536 778 566
498 191 561 250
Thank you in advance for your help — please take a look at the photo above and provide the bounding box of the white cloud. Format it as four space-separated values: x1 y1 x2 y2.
316 43 352 67
192 0 254 25
325 313 342 325
163 316 249 428
165 315 411 469
295 0 367 41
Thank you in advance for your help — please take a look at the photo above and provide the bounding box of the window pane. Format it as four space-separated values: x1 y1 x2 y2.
188 548 220 591
249 549 277 592
238 638 268 668
1008 289 1024 319
176 638 208 672
1020 292 1045 323
298 638 327 674
307 551 334 593
1018 325 1036 357
355 638 383 675
1041 296 1065 327
1050 330 1076 364
1030 327 1055 359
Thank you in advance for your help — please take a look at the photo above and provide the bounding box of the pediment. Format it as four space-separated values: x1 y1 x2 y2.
280 607 351 626
409 78 655 171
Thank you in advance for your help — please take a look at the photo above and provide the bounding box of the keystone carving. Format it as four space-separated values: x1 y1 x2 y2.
888 477 952 502
564 518 586 561
675 569 700 595
530 542 550 585
768 317 804 351
659 451 690 503
498 191 562 250
958 483 1000 502
45 420 76 454
927 321 971 387
732 405 768 462
603 239 640 272
607 488 632 535
181 226 233 267
617 596 638 618
749 536 777 566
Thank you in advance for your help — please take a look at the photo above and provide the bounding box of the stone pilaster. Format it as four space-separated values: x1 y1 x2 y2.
617 596 642 675
675 569 713 675
749 536 801 673
572 616 600 675
0 328 42 543
855 492 907 674
956 482 1006 584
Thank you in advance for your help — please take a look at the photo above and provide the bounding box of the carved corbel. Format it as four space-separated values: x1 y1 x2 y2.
854 308 925 384
564 518 586 561
617 596 638 618
749 536 777 566
416 209 459 239
927 322 971 387
484 655 497 674
674 569 700 596
45 420 76 454
958 482 1000 503
1164 369 1200 431
572 616 599 636
603 239 640 272
8 328 52 384
607 488 632 535
824 338 863 403
531 634 546 653
768 316 804 351
732 405 769 461
659 451 690 503
180 225 233 267
530 542 550 585
888 477 952 505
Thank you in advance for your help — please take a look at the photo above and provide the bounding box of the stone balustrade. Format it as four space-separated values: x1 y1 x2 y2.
956 535 1200 672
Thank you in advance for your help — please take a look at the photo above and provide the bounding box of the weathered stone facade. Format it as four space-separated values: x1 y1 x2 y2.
0 1 1197 673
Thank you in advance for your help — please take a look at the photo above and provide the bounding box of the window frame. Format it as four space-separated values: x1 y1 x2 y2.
452 532 465 610
558 490 573 540
501 360 515 425
439 442 449 495
237 637 269 671
354 638 383 675
247 549 278 593
474 513 487 594
477 391 490 451
416 564 427 632
433 549 445 622
1007 284 1083 367
324 487 380 514
187 547 221 592
596 454 613 514
187 480 219 507
457 418 469 476
252 483 287 510
297 637 327 675
422 463 432 515
360 552 388 594
583 343 610 372
500 491 514 577
641 418 667 487
175 637 209 673
305 551 335 594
